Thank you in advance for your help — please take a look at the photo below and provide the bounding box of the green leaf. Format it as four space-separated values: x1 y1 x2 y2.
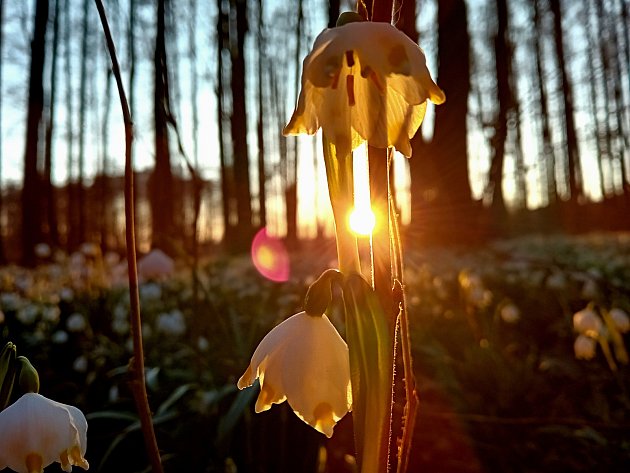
342 273 394 473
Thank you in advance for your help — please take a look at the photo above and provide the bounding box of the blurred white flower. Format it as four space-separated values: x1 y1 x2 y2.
66 313 87 333
573 307 603 338
51 330 69 344
16 304 39 325
42 306 60 324
500 303 520 324
80 242 100 259
0 293 22 312
546 271 567 291
137 249 174 282
238 311 351 438
60 287 75 302
580 278 599 299
72 356 88 373
139 282 162 302
108 385 119 403
156 310 186 337
34 243 51 259
610 308 630 333
104 251 120 267
111 317 130 336
0 393 89 473
574 334 597 360
284 20 444 157
197 336 210 352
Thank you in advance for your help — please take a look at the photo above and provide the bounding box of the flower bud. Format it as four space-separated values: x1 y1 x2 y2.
304 269 343 317
16 356 40 394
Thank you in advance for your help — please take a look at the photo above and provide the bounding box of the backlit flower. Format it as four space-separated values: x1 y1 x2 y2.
237 311 351 438
573 307 602 338
610 308 630 333
0 393 89 473
574 334 597 360
284 21 444 157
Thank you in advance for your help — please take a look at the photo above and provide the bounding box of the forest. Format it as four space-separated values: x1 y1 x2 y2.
0 0 628 264
0 0 629 472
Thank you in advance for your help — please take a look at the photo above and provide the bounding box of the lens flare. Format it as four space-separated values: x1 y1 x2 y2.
251 228 290 282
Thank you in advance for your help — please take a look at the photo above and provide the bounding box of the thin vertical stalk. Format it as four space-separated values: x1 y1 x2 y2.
94 2 163 472
389 177 417 473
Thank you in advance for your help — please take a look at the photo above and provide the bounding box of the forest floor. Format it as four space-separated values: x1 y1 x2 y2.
1 231 629 472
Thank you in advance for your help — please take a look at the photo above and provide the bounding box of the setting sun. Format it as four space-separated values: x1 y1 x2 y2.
349 207 376 236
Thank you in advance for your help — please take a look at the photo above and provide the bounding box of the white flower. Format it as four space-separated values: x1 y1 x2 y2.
156 310 186 337
66 313 87 333
73 356 88 373
0 393 89 473
573 307 602 337
284 21 444 157
137 249 174 282
609 308 630 333
34 243 51 259
237 311 351 438
51 330 69 344
574 334 597 360
500 303 520 324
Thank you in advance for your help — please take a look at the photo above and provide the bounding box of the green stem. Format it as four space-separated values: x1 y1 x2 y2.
323 134 360 274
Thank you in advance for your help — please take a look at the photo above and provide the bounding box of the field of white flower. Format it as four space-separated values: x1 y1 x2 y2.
1 232 629 472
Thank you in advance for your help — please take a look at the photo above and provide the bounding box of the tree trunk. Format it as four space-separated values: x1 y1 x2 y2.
0 0 6 263
230 0 253 250
256 0 266 229
550 0 581 203
584 0 608 198
411 0 473 243
151 0 175 250
216 0 233 244
285 0 303 246
64 0 75 251
327 0 339 27
77 0 89 246
44 0 60 248
487 0 510 218
534 0 558 204
21 0 48 266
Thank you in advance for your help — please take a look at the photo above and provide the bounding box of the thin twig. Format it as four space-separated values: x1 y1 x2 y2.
94 2 163 472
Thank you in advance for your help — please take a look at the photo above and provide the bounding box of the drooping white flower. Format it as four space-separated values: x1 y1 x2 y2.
609 308 630 333
284 21 444 157
574 334 597 360
573 307 603 338
0 393 89 473
237 311 351 438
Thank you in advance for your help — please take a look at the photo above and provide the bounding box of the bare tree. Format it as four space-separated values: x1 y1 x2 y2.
0 0 6 263
151 0 175 249
229 0 254 250
256 0 267 230
549 0 581 203
411 0 474 242
21 0 48 266
43 0 60 247
487 0 510 217
76 0 90 246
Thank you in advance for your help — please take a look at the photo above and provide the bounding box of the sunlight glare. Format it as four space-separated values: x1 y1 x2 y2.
349 207 376 236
